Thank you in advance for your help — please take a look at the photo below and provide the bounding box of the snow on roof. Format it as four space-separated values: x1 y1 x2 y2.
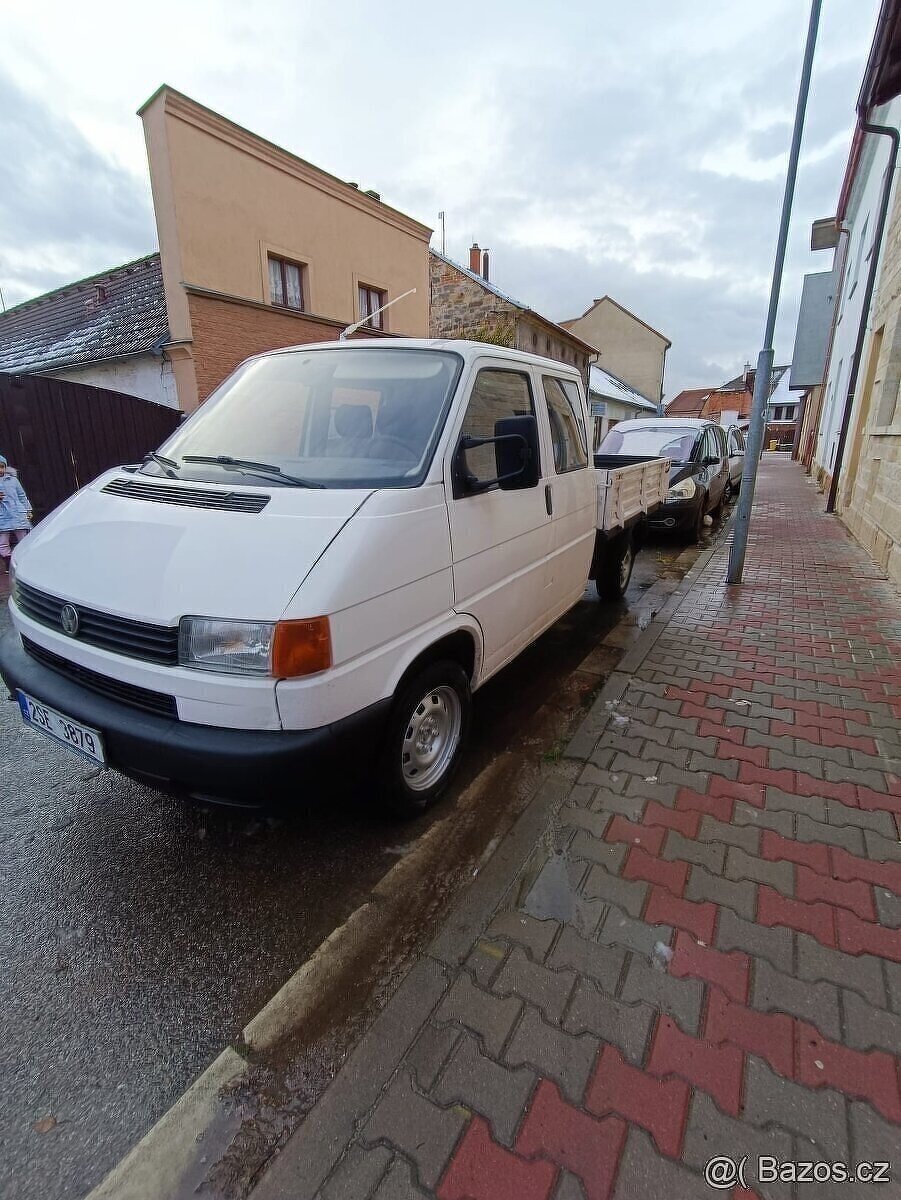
588 363 657 410
0 253 169 374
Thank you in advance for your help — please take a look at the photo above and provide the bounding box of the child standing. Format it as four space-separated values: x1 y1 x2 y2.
0 455 32 573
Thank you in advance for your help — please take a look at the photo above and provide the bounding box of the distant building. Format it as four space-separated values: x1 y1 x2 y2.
562 296 671 404
429 245 594 381
588 364 657 448
666 367 792 443
0 254 176 407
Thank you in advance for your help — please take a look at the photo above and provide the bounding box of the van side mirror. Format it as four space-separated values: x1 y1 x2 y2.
455 414 541 494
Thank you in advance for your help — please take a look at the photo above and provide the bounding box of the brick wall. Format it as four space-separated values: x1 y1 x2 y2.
187 292 351 402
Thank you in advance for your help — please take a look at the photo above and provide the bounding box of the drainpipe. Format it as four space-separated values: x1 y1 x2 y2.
826 120 900 513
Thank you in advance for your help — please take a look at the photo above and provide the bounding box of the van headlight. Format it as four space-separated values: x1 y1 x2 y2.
666 478 697 501
178 617 331 677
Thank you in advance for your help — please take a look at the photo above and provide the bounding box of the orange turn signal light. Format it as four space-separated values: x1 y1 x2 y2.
272 617 332 678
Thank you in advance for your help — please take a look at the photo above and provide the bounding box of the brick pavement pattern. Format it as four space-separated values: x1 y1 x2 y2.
260 459 901 1200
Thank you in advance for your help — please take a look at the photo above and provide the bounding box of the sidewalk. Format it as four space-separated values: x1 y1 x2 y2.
250 457 900 1200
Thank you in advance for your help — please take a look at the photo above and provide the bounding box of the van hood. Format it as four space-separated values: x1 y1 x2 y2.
13 472 373 624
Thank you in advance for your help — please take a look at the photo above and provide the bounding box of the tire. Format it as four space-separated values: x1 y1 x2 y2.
596 533 635 601
681 498 705 544
379 660 471 817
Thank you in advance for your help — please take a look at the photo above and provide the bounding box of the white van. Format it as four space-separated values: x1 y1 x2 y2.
1 340 666 814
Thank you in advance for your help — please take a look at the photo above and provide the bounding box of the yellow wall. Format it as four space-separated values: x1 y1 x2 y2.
566 299 668 402
140 87 431 409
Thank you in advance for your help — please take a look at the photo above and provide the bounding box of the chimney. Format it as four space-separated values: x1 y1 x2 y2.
481 249 490 281
469 242 481 273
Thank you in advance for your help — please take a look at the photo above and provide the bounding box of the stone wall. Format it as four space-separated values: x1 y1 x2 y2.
840 175 901 588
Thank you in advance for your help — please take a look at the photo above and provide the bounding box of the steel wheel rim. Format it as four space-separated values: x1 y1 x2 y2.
619 543 634 590
401 685 462 792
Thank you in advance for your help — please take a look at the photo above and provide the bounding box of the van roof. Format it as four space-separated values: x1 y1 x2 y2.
264 337 585 378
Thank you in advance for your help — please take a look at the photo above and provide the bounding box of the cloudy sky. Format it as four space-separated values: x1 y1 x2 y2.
0 0 880 397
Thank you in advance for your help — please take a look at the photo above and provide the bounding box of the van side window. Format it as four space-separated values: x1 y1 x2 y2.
542 377 588 472
460 369 536 484
728 429 744 455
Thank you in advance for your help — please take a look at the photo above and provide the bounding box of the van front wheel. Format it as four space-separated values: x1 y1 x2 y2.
380 660 472 817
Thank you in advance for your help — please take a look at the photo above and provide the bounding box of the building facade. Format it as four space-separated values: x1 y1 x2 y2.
562 296 670 403
588 364 657 448
429 247 593 382
140 86 432 410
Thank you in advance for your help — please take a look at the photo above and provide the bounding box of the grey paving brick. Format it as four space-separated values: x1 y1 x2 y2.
842 988 901 1055
698 814 761 853
649 742 692 769
689 751 740 778
597 908 672 960
717 907 794 973
554 1170 588 1200
464 940 507 988
887 958 901 1014
655 710 697 735
753 960 841 1039
405 1022 461 1092
547 925 627 991
362 1071 467 1190
796 934 886 1008
683 1093 793 1200
826 800 896 837
589 747 617 770
743 1058 849 1160
493 946 576 1025
434 973 522 1057
613 1126 710 1199
582 864 647 919
504 1005 598 1105
432 1033 535 1146
875 887 901 929
797 816 865 855
745 729 796 755
863 829 901 863
797 740 853 768
564 978 654 1065
558 805 611 841
768 746 822 777
588 791 647 820
320 1143 392 1200
708 694 793 722
566 782 598 810
727 846 794 894
766 788 826 820
670 729 719 756
626 720 674 747
611 752 661 779
486 910 560 961
570 829 628 871
620 954 702 1035
824 759 888 791
596 733 646 759
685 864 757 919
849 1101 901 1169
522 855 606 938
734 801 793 835
371 1156 431 1200
623 776 679 805
578 766 627 794
658 762 710 791
662 830 725 873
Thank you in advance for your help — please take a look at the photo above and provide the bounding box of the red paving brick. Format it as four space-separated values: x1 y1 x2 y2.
645 887 717 943
670 931 750 1002
438 1117 557 1200
516 1081 626 1200
647 1016 744 1116
584 1046 689 1159
622 847 688 895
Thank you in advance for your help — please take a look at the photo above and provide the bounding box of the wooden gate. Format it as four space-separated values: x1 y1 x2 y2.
0 373 182 522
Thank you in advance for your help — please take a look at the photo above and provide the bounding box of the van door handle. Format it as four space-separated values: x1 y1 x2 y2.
545 484 553 515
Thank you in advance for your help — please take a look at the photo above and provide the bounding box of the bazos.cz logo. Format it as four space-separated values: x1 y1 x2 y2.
704 1155 892 1188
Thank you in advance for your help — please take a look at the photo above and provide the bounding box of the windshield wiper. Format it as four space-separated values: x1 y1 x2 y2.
143 451 181 479
181 455 325 489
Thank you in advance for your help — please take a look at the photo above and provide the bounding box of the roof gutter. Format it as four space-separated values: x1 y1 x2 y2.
826 119 900 513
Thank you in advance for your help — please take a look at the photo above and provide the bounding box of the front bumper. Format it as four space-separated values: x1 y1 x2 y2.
0 629 390 805
648 498 701 533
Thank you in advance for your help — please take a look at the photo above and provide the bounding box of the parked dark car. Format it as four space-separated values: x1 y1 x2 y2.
725 424 746 495
597 418 731 542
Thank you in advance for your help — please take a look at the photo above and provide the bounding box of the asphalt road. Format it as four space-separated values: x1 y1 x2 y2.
0 534 700 1200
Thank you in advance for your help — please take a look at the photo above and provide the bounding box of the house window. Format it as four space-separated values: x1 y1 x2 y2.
268 255 304 310
359 284 387 329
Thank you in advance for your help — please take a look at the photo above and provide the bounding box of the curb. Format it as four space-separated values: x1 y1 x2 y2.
85 525 731 1200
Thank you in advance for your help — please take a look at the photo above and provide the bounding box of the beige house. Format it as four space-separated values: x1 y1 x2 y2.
562 296 670 404
140 86 432 410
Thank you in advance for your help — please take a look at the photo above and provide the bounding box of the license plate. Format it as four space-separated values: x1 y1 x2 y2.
16 690 106 766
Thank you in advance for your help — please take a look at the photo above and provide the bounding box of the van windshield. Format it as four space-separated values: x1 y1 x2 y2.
149 348 463 489
599 425 699 462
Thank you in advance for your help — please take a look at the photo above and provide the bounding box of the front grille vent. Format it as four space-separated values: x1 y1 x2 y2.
102 477 270 513
22 637 178 719
14 580 179 665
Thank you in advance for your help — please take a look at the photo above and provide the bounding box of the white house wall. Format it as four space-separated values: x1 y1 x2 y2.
50 355 179 409
815 97 901 482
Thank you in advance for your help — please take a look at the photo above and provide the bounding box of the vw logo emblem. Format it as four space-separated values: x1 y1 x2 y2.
60 604 80 637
